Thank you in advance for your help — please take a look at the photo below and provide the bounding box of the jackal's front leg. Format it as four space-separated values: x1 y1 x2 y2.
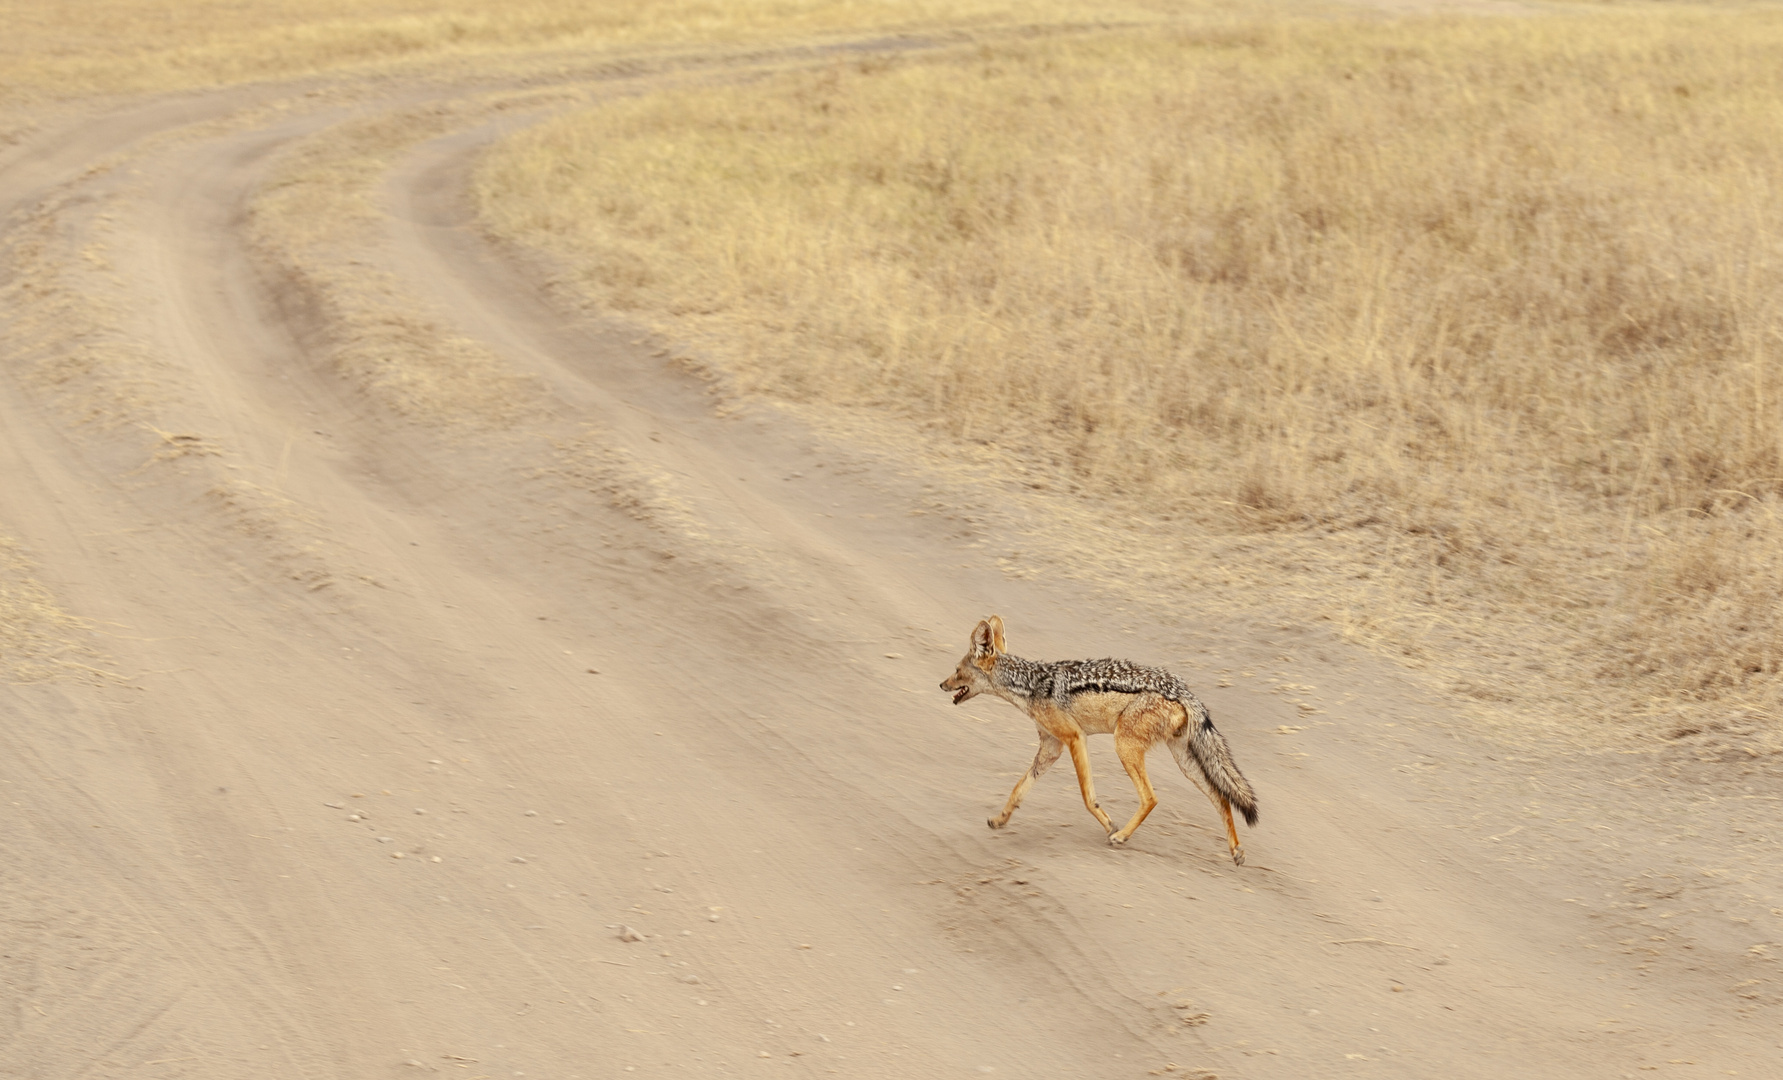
989 732 1063 829
1065 735 1116 835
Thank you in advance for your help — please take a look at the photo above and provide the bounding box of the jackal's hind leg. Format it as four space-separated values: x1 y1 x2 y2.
1064 735 1116 835
1217 794 1246 866
1107 734 1159 846
1194 782 1246 865
989 732 1063 829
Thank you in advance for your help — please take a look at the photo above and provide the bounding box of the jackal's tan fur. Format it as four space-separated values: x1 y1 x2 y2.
940 615 1259 865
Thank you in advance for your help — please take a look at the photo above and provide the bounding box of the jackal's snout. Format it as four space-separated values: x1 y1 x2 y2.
939 667 976 704
941 615 1004 704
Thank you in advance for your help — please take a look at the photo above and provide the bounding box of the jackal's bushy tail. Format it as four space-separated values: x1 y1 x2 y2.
1169 703 1259 827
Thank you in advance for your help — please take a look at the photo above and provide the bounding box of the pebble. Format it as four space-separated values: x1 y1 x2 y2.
892 984 903 991
554 819 565 825
678 974 700 984
377 836 393 843
885 653 901 659
347 813 363 821
414 808 427 815
586 668 600 674
392 852 405 859
680 930 693 936
432 856 442 863
707 913 720 922
758 1052 771 1058
324 802 344 809
511 856 528 863
617 925 644 943
524 810 538 817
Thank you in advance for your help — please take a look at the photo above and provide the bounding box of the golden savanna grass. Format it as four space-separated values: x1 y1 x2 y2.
477 9 1783 748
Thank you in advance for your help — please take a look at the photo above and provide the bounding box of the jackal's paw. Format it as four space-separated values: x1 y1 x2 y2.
987 816 1008 830
1230 847 1246 867
1107 832 1130 847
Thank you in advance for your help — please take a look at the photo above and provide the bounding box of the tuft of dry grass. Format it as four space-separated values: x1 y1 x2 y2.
0 536 92 682
477 9 1783 746
247 102 551 429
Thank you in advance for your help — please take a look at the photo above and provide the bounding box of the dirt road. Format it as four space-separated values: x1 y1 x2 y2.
2 39 1779 1080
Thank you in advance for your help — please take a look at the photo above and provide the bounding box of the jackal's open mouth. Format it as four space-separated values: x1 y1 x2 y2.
951 685 970 705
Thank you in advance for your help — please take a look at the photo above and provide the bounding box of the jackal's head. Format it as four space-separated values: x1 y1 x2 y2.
939 615 1005 705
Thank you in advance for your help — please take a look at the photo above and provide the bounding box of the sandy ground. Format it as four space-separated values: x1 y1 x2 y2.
2 36 1781 1080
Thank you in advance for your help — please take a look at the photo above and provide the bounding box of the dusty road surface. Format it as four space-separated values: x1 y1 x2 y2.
3 38 1781 1080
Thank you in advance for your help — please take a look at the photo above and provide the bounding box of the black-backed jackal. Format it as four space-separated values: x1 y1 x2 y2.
940 615 1259 865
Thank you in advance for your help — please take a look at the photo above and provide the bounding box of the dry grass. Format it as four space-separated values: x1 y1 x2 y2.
0 536 92 682
477 8 1783 748
247 100 552 429
0 0 1187 107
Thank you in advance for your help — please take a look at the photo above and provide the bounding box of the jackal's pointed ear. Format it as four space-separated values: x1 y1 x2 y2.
970 618 996 658
986 614 1007 654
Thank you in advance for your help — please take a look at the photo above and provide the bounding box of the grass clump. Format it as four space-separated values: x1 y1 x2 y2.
0 536 90 682
477 9 1783 743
